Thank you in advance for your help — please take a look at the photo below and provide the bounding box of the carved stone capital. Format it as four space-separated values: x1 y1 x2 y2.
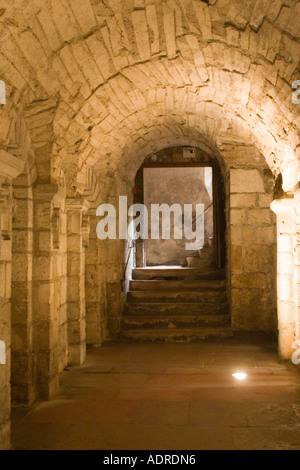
33 183 66 204
66 197 90 248
66 197 90 213
0 149 25 180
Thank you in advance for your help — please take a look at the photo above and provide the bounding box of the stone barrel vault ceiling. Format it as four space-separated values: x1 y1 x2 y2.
0 0 300 194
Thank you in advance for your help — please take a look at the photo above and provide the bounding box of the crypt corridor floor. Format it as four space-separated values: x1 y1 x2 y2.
11 338 300 450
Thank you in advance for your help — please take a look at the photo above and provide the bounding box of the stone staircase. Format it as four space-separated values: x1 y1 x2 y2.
122 268 231 341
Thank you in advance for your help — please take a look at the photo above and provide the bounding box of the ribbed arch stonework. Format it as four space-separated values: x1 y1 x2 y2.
0 0 299 191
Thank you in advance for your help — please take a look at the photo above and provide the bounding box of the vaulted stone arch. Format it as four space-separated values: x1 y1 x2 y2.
1 0 300 450
0 1 299 194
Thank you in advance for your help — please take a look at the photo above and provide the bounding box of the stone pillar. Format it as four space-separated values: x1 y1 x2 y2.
32 183 66 400
66 198 89 366
85 210 104 345
230 168 276 331
293 187 300 343
271 197 296 359
11 179 34 405
105 195 125 340
0 150 25 449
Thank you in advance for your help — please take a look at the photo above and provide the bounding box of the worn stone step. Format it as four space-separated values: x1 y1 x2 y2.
121 326 233 342
132 268 226 281
129 279 226 291
125 302 229 316
127 290 227 303
124 267 229 342
123 313 230 328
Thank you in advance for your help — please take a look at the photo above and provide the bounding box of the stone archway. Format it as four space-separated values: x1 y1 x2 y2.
132 145 226 269
0 0 300 450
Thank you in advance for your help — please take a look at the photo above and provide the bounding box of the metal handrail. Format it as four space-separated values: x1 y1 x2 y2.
121 239 136 291
120 203 213 289
191 202 213 228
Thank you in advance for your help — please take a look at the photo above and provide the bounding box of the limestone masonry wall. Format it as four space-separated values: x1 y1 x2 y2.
229 168 277 331
0 178 13 449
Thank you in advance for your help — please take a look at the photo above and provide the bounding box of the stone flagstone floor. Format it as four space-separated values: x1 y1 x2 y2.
12 337 300 450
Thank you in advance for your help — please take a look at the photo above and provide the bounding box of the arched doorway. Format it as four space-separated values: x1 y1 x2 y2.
133 146 226 270
122 146 229 341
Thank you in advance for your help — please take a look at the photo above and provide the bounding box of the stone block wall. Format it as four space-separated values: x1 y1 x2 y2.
229 168 277 331
271 192 300 359
11 175 34 405
85 224 126 344
66 198 89 365
105 238 126 339
53 208 68 377
0 178 13 449
85 185 130 345
32 184 68 399
11 175 94 406
86 212 106 345
102 188 132 340
294 190 300 345
0 145 26 449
